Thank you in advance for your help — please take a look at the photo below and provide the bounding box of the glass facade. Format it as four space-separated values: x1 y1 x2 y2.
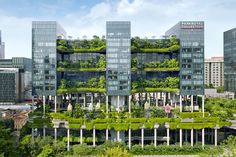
106 21 131 96
166 21 204 95
224 28 236 92
32 21 66 96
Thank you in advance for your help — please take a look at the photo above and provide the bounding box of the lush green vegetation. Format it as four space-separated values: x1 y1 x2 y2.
131 58 180 71
57 36 180 53
57 35 106 53
205 97 236 120
131 77 179 93
131 36 180 53
57 55 106 71
57 76 106 94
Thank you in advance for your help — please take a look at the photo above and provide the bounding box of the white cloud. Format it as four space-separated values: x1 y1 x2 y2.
1 0 236 58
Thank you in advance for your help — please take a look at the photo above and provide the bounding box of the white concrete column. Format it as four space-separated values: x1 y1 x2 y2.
180 128 182 147
106 128 109 140
128 128 131 149
83 94 86 108
117 130 120 142
80 128 83 144
141 126 144 149
215 125 219 146
67 128 70 151
154 127 157 147
202 95 205 117
93 126 96 147
117 95 120 112
43 96 46 117
202 128 205 147
179 95 182 112
91 93 93 106
163 92 166 107
156 92 158 107
54 128 57 141
31 128 34 138
128 95 131 114
106 95 108 116
165 123 170 146
191 129 193 146
148 93 151 105
54 96 57 113
191 95 194 112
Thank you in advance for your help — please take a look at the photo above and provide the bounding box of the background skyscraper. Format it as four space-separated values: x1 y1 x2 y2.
0 30 5 59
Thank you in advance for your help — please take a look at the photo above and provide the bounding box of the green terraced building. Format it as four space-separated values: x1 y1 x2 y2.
32 21 212 150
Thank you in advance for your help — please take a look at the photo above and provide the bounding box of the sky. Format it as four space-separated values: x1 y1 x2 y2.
0 0 236 59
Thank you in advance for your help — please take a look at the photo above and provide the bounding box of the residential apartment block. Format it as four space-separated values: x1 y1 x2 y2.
205 57 224 87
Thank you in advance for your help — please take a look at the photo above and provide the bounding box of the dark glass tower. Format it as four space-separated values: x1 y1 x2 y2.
224 28 236 93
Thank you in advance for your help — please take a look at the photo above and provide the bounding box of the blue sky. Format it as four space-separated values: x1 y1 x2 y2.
0 0 236 59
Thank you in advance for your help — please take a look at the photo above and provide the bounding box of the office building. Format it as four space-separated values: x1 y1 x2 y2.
0 31 5 59
204 57 224 87
224 28 236 93
0 57 32 103
32 21 66 98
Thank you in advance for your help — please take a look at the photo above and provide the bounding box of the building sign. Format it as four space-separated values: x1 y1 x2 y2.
181 22 204 29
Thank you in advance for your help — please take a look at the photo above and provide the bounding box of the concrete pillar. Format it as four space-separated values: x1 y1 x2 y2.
91 93 93 106
117 95 120 112
165 123 170 146
191 129 193 146
163 92 166 106
202 128 205 147
83 94 86 108
80 128 83 144
215 125 219 146
141 126 144 149
32 96 34 105
106 95 108 116
191 95 194 112
148 93 151 105
156 92 158 107
128 128 131 149
93 126 96 147
179 95 182 112
117 130 120 142
202 95 205 117
67 128 70 151
129 95 131 114
154 127 157 147
31 128 34 138
106 128 109 140
185 130 187 143
43 96 46 117
54 128 57 141
180 128 182 147
54 96 57 113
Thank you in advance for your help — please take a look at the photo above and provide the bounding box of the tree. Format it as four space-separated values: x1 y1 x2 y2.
37 144 53 157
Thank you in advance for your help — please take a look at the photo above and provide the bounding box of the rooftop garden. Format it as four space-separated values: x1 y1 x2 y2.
131 77 179 93
57 56 106 71
57 76 106 94
132 58 179 71
57 36 180 53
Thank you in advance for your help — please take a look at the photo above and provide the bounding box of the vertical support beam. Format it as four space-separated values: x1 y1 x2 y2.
185 129 187 143
117 130 120 142
67 128 70 151
83 94 86 108
215 126 218 146
191 129 193 146
106 128 109 140
128 95 131 114
128 128 131 149
154 127 157 147
141 126 144 149
163 92 166 107
31 128 34 139
93 126 96 147
191 95 194 112
202 95 205 117
54 128 57 141
43 96 46 117
179 95 182 112
32 96 34 105
43 126 46 138
106 95 108 117
91 93 93 106
54 96 57 113
180 128 182 147
155 92 158 107
167 127 170 146
80 128 83 144
117 95 120 112
202 128 205 147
